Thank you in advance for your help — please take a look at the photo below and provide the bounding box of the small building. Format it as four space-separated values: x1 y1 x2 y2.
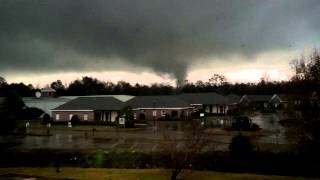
23 97 71 116
225 94 241 104
225 94 241 114
24 95 134 116
126 96 193 121
51 97 126 123
178 93 229 115
269 94 290 109
240 94 273 109
269 94 311 109
41 88 56 97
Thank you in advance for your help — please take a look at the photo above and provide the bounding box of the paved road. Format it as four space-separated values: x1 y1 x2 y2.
250 112 288 144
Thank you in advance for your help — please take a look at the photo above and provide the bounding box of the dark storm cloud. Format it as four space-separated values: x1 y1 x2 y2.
0 0 319 83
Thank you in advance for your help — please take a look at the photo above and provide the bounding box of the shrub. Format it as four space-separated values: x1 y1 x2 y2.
250 123 260 131
23 107 45 120
231 116 260 131
229 134 254 157
120 106 134 128
0 93 25 134
71 115 80 125
41 113 52 125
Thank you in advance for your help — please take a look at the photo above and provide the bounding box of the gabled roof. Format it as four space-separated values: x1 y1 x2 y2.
276 94 299 102
61 95 134 102
23 97 71 103
272 94 311 102
52 97 125 111
225 94 241 104
178 92 228 105
41 88 56 93
23 97 72 115
126 95 190 109
243 95 273 102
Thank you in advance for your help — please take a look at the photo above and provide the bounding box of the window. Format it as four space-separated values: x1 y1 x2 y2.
133 113 137 120
56 114 60 120
152 110 157 117
84 114 88 121
69 114 73 120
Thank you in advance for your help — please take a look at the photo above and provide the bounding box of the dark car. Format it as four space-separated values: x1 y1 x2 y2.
232 116 259 131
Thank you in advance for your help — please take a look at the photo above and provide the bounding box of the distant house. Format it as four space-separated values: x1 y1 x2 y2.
25 95 134 116
269 94 290 109
126 96 193 121
40 88 56 97
224 94 241 114
225 94 241 105
178 93 229 115
51 97 126 123
240 95 273 109
269 94 312 109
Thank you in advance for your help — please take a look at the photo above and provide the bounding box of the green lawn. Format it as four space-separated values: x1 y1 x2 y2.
0 168 314 180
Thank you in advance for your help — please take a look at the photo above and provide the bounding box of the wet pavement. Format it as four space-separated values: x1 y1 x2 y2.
251 112 288 144
0 113 293 152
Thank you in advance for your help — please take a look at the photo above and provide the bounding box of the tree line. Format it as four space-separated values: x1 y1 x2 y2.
0 78 313 98
1 49 320 97
0 76 317 98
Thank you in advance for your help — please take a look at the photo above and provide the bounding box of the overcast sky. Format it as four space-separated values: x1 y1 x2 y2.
1 0 319 86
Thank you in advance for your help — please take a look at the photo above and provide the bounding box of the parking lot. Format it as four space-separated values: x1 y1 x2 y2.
0 112 293 153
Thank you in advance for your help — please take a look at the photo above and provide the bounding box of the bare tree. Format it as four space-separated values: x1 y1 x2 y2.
282 92 320 154
0 76 7 87
291 48 320 82
161 120 208 180
209 74 228 86
260 71 271 83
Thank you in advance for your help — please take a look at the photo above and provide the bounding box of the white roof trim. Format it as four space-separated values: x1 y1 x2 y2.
132 107 193 110
51 110 94 112
190 104 203 106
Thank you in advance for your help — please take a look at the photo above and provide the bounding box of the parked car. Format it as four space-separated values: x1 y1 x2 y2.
232 116 260 131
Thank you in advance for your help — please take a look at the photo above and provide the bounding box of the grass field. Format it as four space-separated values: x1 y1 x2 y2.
0 168 315 180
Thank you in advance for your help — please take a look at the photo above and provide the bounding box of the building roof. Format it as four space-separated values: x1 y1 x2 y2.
52 97 125 111
23 97 72 115
126 95 191 109
244 95 273 102
23 95 134 115
178 92 228 105
276 94 298 102
23 97 70 102
41 88 56 93
271 94 309 103
225 94 241 104
61 95 134 102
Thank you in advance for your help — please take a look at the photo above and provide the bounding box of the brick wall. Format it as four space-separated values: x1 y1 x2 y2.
133 108 193 121
52 111 94 122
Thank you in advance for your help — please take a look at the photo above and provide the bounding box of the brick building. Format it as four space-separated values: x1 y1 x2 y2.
178 93 230 115
126 96 193 121
51 97 125 123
